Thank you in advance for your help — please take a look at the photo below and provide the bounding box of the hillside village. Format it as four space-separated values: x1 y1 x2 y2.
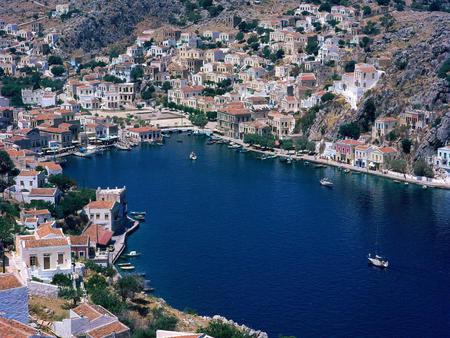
0 0 449 336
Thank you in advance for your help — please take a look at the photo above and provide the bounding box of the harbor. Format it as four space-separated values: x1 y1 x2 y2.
64 133 450 338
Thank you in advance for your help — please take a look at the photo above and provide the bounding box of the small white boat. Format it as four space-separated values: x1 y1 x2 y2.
117 262 132 267
422 185 428 189
120 265 135 271
189 152 197 160
286 156 293 164
320 178 333 187
126 251 141 257
344 169 350 173
368 254 389 268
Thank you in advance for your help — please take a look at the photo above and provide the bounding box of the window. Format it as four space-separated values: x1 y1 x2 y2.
30 255 37 267
96 213 100 220
105 214 109 220
57 253 64 265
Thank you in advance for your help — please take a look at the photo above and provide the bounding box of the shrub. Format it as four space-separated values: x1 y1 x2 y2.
321 92 335 103
413 159 434 178
344 60 356 73
339 122 360 139
52 273 72 287
51 66 65 77
199 320 254 338
389 159 407 173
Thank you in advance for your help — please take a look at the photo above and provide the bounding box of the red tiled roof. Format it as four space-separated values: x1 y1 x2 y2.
85 200 116 210
24 237 69 248
29 188 57 197
83 224 113 246
73 303 102 321
86 321 129 338
0 273 23 291
127 126 160 133
0 317 49 338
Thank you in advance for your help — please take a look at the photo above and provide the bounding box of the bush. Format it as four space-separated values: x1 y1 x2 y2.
48 174 76 192
52 273 72 287
321 92 335 103
199 320 254 338
85 273 108 294
389 159 407 173
339 122 360 139
413 159 434 178
243 134 275 148
90 288 125 314
48 55 63 65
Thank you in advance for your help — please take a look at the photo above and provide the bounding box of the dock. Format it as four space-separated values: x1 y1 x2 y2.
111 217 140 264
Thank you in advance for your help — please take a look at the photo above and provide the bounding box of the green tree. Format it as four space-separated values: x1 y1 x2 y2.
90 288 124 314
388 159 407 173
401 138 412 154
85 273 108 294
56 188 96 218
48 55 63 65
0 151 19 192
58 287 83 306
161 81 172 92
305 39 319 55
51 66 65 77
48 174 76 192
190 113 208 128
339 122 360 139
131 66 144 82
344 60 356 73
363 6 372 16
0 215 20 247
236 31 244 41
413 159 434 178
115 275 143 302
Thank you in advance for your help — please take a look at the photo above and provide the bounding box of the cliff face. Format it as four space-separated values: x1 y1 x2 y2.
307 11 449 160
58 0 184 52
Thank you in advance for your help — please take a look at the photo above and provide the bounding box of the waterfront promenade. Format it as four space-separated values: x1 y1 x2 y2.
213 133 450 190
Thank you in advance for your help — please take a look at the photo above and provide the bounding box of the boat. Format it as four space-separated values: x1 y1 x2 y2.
314 164 326 168
126 251 141 257
344 169 351 173
115 143 132 151
422 185 428 189
320 178 333 187
265 154 278 159
132 214 145 221
368 222 389 268
404 182 409 185
189 152 197 160
162 134 171 138
393 180 401 183
130 211 146 216
206 140 216 145
368 254 389 268
120 265 135 271
286 156 293 164
228 143 241 149
239 148 249 153
117 262 132 267
177 139 183 143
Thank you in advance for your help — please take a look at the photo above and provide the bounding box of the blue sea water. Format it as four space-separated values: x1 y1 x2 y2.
64 134 450 337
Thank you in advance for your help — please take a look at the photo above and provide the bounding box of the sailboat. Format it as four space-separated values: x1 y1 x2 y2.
368 223 389 268
189 152 197 160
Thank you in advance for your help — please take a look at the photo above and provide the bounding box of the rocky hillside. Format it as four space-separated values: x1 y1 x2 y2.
307 10 449 160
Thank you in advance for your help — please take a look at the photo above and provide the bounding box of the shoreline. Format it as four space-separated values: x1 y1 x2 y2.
210 133 450 190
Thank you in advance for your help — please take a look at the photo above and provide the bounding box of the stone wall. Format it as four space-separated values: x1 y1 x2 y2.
28 280 59 298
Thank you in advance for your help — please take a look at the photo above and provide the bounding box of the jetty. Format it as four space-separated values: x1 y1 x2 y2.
111 216 140 264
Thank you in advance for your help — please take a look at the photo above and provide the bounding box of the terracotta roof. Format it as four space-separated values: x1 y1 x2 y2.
378 146 397 154
83 224 113 246
73 303 102 321
86 321 129 338
0 317 49 338
85 200 116 210
127 126 160 133
376 117 397 123
36 223 63 238
70 235 89 246
24 237 69 248
29 188 58 197
18 169 39 177
299 73 316 81
355 63 376 73
39 162 63 171
0 273 23 291
23 208 50 216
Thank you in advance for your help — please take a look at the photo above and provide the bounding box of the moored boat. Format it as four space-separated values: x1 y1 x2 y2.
120 265 135 271
189 151 197 160
126 250 141 257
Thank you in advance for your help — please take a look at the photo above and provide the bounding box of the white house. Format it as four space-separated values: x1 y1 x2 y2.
14 170 45 192
14 224 73 282
332 63 382 109
83 200 123 233
434 146 450 175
